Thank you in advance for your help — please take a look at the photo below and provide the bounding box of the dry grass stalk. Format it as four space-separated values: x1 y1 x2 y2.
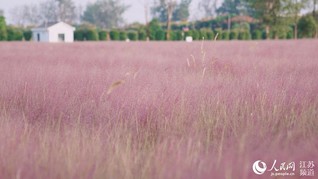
214 33 219 41
107 80 125 95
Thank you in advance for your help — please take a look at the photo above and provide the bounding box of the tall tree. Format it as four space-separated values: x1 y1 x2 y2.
82 0 129 29
0 16 7 41
172 0 192 21
282 0 308 39
39 0 76 23
246 0 282 39
39 0 59 23
198 0 218 18
151 0 177 40
56 0 77 23
138 0 151 25
310 0 317 17
217 0 243 15
151 0 169 22
9 4 39 27
152 0 191 22
166 0 177 40
217 0 241 34
138 0 151 40
297 15 317 38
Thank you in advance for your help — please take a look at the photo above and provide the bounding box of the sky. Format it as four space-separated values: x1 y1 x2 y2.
0 0 222 24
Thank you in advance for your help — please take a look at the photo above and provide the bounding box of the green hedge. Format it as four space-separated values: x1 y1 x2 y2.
252 30 262 40
238 31 251 40
184 31 192 39
287 30 293 39
119 31 127 41
110 30 120 40
191 30 200 40
298 15 317 38
6 26 23 41
199 30 207 40
138 30 147 41
206 30 214 40
86 29 99 41
166 31 175 41
230 31 239 40
222 31 230 40
0 16 7 41
23 30 32 41
99 30 108 41
127 31 138 41
149 19 161 41
74 29 85 41
74 28 98 41
199 28 216 40
155 30 165 41
175 30 183 41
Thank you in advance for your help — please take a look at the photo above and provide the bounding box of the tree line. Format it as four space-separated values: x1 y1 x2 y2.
0 0 317 41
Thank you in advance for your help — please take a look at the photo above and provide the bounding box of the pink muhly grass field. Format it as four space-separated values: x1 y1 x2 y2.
0 40 317 179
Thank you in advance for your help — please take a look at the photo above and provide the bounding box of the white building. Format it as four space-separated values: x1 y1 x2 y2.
32 22 75 43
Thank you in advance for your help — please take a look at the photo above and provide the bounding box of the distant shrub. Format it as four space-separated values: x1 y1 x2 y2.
238 31 244 40
23 30 32 41
127 31 138 41
238 31 251 40
86 29 99 41
74 28 99 41
278 32 287 39
119 31 127 41
175 30 183 40
199 30 207 40
262 31 268 40
222 31 230 40
6 26 23 41
149 19 162 40
271 26 290 39
298 15 317 38
246 31 252 40
155 30 165 41
167 31 176 41
191 30 200 40
231 23 240 30
230 30 239 40
287 30 294 39
184 30 192 39
110 30 120 41
74 29 85 41
99 30 108 41
0 16 7 41
199 28 216 40
252 30 262 40
240 22 251 32
206 30 214 40
138 30 147 41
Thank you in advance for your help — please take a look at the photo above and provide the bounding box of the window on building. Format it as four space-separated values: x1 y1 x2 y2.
37 33 40 41
58 34 65 42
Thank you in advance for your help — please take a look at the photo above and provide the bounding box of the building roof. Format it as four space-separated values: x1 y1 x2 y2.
32 21 75 31
37 21 60 28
